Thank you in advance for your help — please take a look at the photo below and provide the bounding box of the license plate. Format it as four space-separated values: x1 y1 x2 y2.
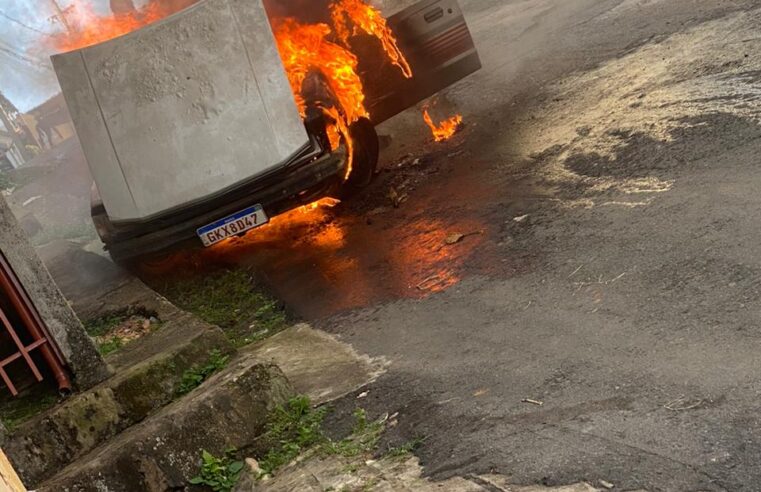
197 205 268 247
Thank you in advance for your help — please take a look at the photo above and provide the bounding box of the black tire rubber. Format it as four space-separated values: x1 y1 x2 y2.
339 117 379 198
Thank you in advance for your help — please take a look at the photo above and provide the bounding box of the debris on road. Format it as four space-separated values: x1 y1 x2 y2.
599 479 615 489
522 398 544 406
513 214 530 223
22 196 41 207
664 395 704 411
367 206 391 216
573 272 628 293
416 272 454 292
446 233 466 245
396 154 421 168
388 186 408 208
445 231 483 245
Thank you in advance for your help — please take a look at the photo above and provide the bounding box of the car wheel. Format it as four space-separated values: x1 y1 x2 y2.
340 117 379 198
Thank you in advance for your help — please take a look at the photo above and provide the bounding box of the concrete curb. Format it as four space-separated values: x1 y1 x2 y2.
40 361 293 491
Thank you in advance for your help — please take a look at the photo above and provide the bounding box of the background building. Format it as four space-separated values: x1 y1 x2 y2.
0 93 29 171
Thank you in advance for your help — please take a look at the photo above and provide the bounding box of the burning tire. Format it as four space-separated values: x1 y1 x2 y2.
340 117 379 197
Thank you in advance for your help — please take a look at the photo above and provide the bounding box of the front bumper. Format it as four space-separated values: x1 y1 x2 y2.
96 150 345 261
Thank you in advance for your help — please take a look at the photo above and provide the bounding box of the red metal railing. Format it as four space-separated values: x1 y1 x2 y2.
0 251 71 396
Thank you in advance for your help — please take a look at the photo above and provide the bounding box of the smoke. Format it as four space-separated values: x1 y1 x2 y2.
0 1 58 111
0 0 188 111
0 0 388 112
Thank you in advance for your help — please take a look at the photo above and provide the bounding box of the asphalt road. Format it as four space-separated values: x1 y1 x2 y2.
164 1 761 490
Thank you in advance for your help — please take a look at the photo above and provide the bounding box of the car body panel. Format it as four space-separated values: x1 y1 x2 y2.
52 0 308 223
361 0 481 124
68 0 481 260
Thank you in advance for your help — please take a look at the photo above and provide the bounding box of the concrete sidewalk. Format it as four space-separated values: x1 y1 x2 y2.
238 453 609 492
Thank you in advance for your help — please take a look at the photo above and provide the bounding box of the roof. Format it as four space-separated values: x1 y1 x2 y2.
26 93 66 118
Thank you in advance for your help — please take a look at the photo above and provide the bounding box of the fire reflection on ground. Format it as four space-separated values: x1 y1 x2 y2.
136 134 516 320
138 191 497 319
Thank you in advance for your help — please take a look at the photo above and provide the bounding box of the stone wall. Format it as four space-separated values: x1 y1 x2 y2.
0 194 110 390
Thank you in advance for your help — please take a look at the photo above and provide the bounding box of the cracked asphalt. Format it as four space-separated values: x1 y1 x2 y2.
148 1 761 490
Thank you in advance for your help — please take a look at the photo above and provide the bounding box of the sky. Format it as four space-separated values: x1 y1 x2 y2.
0 0 149 111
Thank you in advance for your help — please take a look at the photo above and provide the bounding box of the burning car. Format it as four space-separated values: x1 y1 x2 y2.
51 0 480 261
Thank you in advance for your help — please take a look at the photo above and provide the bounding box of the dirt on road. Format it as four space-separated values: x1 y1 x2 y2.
142 1 761 490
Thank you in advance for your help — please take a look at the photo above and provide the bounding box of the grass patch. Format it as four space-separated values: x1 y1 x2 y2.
384 437 424 458
257 397 388 478
164 269 287 347
96 337 123 356
0 171 13 191
176 349 230 396
83 312 130 338
189 449 244 492
258 395 329 476
323 408 384 458
0 386 58 431
186 396 421 486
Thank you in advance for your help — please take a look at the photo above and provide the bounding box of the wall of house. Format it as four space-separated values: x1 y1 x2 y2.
5 143 23 169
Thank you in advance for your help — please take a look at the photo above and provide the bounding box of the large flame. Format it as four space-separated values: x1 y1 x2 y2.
330 0 413 79
272 18 368 123
50 0 421 181
272 0 413 180
48 1 178 53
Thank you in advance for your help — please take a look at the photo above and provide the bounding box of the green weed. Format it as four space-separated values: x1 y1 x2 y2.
0 172 13 191
84 313 128 338
96 337 123 356
257 397 388 478
258 395 329 476
176 349 230 396
324 408 384 458
384 437 424 458
189 449 244 492
0 388 58 431
164 269 287 347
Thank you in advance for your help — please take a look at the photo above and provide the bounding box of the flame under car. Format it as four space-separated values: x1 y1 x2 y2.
52 0 480 261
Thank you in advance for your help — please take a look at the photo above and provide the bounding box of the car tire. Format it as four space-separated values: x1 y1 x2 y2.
340 117 379 198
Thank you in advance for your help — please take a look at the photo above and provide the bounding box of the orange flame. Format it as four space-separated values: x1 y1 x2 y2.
271 18 368 123
331 0 413 79
297 197 341 214
48 1 173 53
423 109 463 142
272 0 413 181
52 0 413 184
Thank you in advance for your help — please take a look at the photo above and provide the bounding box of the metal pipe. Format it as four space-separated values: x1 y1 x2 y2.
0 252 72 394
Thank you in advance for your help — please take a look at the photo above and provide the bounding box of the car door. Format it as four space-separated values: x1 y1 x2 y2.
359 0 481 124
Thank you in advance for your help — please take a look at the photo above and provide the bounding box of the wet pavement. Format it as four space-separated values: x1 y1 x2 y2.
196 144 524 319
136 0 761 490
